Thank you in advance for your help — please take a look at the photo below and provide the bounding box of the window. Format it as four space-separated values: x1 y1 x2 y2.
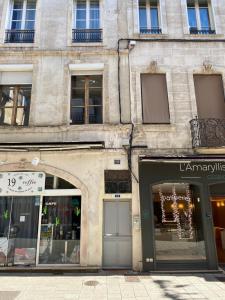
71 75 102 124
193 75 225 119
105 170 132 194
187 0 215 34
5 0 36 43
139 0 161 34
0 85 31 126
141 74 170 124
72 0 102 42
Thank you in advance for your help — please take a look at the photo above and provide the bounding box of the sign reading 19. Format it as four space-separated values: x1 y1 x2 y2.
8 178 16 187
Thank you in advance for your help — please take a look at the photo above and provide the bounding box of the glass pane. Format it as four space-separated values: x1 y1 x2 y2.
89 106 102 124
188 7 197 28
153 183 206 261
210 183 225 264
13 1 23 9
139 7 147 29
77 0 86 9
90 0 99 9
89 88 102 105
89 76 102 88
11 21 22 30
0 87 14 107
71 107 84 124
76 9 86 20
26 10 36 21
27 0 36 9
39 196 81 264
71 76 85 89
0 197 12 265
12 10 23 21
71 89 85 106
76 20 86 29
151 8 159 29
0 108 13 125
8 197 40 266
25 20 35 30
90 19 100 29
200 7 210 29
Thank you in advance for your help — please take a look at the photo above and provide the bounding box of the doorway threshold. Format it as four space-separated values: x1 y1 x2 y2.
0 266 100 274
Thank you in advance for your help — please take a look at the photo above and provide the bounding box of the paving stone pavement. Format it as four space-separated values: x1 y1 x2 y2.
0 273 225 300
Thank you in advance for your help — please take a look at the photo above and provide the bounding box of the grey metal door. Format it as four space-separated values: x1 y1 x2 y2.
103 201 132 268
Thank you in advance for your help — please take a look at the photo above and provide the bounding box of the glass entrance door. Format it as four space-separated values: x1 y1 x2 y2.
38 196 81 265
0 196 40 266
152 183 207 264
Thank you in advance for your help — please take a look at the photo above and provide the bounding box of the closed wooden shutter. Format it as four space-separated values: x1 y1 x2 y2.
194 75 225 119
141 74 170 123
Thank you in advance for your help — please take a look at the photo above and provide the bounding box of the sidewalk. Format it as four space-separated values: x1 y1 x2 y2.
0 272 225 300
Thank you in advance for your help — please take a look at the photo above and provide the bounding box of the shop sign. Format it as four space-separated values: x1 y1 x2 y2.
179 162 225 174
0 172 45 195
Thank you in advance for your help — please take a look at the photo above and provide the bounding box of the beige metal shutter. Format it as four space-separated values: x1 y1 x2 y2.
141 74 170 123
194 75 225 119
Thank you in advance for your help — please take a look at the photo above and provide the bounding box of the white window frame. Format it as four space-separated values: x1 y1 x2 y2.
138 0 161 31
8 0 36 30
73 0 101 30
186 0 215 32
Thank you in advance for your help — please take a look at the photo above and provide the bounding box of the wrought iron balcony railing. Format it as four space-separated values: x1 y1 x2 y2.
190 118 225 148
140 27 162 34
189 27 216 35
72 29 102 43
5 30 35 43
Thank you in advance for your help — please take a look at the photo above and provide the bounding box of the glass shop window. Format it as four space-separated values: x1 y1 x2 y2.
39 196 81 264
45 175 76 190
152 182 206 261
105 170 132 194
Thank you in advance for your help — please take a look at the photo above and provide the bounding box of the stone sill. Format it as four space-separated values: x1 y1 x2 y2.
184 34 225 40
194 147 225 154
69 42 104 47
141 124 176 132
0 43 36 48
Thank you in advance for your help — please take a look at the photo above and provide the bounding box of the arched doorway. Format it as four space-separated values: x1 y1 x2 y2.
0 173 82 267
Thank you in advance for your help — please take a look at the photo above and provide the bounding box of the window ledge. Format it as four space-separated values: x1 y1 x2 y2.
0 43 36 48
70 42 103 47
138 33 168 39
141 124 176 132
184 33 224 39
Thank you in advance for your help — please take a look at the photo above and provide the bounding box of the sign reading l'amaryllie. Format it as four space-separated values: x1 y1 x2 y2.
0 172 45 195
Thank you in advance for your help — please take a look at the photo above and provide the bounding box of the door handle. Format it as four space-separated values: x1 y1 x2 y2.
105 234 114 236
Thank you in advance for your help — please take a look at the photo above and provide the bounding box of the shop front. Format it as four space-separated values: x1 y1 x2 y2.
139 158 225 271
0 172 81 268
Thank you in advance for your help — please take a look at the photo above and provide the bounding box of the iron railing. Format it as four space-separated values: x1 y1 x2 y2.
72 29 102 43
189 27 216 35
5 30 35 43
190 118 225 148
140 27 162 34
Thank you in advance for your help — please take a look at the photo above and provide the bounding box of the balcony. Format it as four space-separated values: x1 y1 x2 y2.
72 29 102 43
189 27 216 35
5 30 35 43
190 118 225 149
140 27 162 35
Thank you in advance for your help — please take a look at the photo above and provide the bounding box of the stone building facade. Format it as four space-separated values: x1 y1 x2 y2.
0 0 224 271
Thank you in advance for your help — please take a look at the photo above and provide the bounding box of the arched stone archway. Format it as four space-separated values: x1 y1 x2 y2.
0 162 89 267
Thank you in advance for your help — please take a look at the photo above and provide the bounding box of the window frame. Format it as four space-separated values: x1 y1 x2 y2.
73 0 101 30
0 84 31 126
70 75 103 125
186 0 215 33
8 0 36 31
138 0 161 33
